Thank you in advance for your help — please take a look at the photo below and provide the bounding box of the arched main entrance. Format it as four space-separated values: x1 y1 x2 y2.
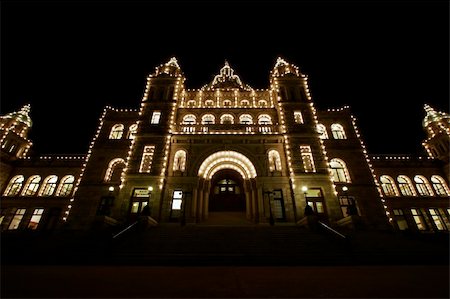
209 169 245 212
196 150 259 224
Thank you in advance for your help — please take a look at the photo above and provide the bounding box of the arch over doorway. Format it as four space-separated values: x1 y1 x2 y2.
195 150 259 223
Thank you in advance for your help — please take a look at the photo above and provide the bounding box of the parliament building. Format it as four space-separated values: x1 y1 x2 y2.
1 58 449 233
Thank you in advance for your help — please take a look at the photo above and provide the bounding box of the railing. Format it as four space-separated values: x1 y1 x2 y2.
318 221 347 239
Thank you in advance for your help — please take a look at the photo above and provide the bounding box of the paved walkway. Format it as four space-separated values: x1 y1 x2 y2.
2 265 448 298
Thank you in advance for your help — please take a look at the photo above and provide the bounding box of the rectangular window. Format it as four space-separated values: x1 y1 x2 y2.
305 188 325 214
393 209 408 230
8 209 26 230
339 195 357 217
294 111 303 124
151 112 161 124
171 190 183 210
300 145 316 172
27 208 44 230
429 209 447 231
139 145 155 173
411 208 427 231
272 190 286 220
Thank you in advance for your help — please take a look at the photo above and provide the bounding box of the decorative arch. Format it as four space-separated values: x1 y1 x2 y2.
239 114 253 125
56 175 75 197
220 114 234 124
397 175 417 196
39 175 58 196
201 114 215 124
104 158 126 182
258 114 272 125
414 175 434 196
329 158 351 183
380 175 399 196
182 114 196 124
127 123 138 139
431 175 450 196
3 175 24 196
198 151 257 179
268 150 282 172
109 124 124 139
331 123 346 139
173 150 187 172
317 124 328 139
22 175 41 196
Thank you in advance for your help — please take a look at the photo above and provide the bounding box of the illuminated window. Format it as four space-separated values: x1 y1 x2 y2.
397 175 416 196
139 145 155 173
104 158 126 182
220 114 234 124
39 175 58 196
223 100 232 107
411 208 427 230
258 100 267 107
268 150 282 172
173 150 187 172
127 124 138 139
331 123 346 139
205 100 214 107
187 100 196 107
330 158 351 183
294 111 303 124
317 124 328 139
3 175 24 196
258 114 272 125
239 114 253 125
8 208 26 230
171 190 183 210
201 114 215 124
431 175 450 196
22 175 41 196
151 111 161 124
393 209 409 230
27 208 44 230
380 175 399 196
9 144 16 153
56 175 75 197
305 188 325 214
240 100 249 107
300 145 316 173
182 114 196 125
109 124 124 139
429 209 447 231
414 175 434 196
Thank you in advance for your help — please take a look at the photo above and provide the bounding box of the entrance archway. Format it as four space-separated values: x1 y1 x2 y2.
195 150 258 224
209 169 245 212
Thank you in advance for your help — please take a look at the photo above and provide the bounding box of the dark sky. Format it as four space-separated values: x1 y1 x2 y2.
2 0 448 155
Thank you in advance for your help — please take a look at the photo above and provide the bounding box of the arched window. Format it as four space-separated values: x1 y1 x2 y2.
239 114 253 125
414 175 434 196
173 150 187 172
56 175 75 197
317 124 328 139
331 123 346 139
3 175 24 196
109 124 124 139
127 124 138 139
258 114 272 125
104 158 126 182
268 150 282 172
431 175 450 196
201 114 215 124
380 175 399 196
223 100 232 107
205 100 214 107
22 175 41 196
240 100 249 107
39 175 58 196
258 100 267 107
329 158 351 183
187 100 196 107
220 114 234 124
182 114 196 125
397 175 416 196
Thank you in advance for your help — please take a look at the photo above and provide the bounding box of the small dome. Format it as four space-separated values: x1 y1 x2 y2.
2 104 32 127
423 104 450 128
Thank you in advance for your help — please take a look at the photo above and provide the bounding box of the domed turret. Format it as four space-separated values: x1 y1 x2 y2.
422 104 450 164
1 104 32 128
0 104 33 159
153 57 183 78
423 104 450 130
206 61 253 91
271 57 301 77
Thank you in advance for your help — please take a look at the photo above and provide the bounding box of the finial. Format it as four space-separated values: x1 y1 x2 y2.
19 104 31 115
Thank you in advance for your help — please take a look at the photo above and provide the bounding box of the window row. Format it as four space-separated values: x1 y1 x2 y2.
380 175 450 197
3 175 75 197
109 123 138 139
0 207 45 230
180 114 273 125
317 123 347 139
393 208 450 232
184 99 269 108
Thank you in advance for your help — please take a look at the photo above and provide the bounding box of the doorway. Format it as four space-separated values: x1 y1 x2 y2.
209 169 245 212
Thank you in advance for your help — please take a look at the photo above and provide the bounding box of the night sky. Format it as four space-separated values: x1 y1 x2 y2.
2 1 448 156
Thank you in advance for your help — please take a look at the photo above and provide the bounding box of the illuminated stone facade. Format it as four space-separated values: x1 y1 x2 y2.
1 58 449 232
